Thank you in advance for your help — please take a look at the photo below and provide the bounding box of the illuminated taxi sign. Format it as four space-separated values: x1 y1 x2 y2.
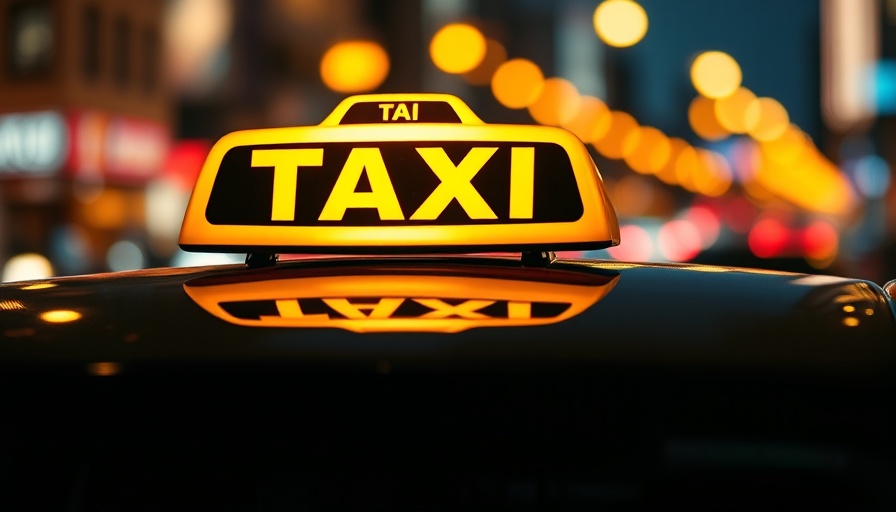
179 93 619 253
183 266 618 333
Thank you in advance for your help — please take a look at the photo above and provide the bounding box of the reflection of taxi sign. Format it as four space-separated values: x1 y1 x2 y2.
179 93 619 253
184 266 618 333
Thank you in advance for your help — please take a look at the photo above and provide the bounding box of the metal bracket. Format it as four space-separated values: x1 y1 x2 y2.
520 251 556 267
245 252 278 269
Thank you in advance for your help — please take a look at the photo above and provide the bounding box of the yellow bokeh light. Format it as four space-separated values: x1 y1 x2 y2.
693 150 731 197
430 23 487 74
691 51 742 99
40 309 82 323
593 111 638 160
747 97 790 141
594 0 648 48
655 138 689 185
688 96 729 140
623 126 671 174
528 78 581 126
320 41 390 93
714 87 757 133
674 146 700 192
562 95 611 142
491 58 544 109
761 125 809 165
463 39 507 85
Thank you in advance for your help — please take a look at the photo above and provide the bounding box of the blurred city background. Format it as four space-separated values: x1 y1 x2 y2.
0 0 894 283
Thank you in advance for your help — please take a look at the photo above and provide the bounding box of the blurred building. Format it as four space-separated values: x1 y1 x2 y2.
0 0 170 274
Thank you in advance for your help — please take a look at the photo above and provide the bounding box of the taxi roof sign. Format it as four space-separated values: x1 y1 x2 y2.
178 93 620 254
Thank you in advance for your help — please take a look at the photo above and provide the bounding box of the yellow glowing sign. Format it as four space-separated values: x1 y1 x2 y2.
184 266 618 333
179 93 619 254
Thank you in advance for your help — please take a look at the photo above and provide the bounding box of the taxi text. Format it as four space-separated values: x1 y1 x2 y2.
258 297 559 321
251 146 536 222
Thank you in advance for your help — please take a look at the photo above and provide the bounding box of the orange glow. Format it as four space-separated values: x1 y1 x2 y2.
607 224 653 262
714 87 758 133
691 51 742 99
843 317 860 327
688 96 729 140
430 23 486 74
593 0 649 48
40 309 82 323
528 78 581 126
491 59 544 109
623 126 671 174
761 125 808 165
184 271 618 333
655 138 689 185
562 95 611 142
746 97 789 141
463 39 507 85
88 362 121 376
674 146 700 192
754 145 854 215
79 189 128 229
593 111 638 159
611 175 655 216
320 41 390 93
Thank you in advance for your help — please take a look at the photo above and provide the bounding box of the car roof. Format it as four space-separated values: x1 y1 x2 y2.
2 256 894 376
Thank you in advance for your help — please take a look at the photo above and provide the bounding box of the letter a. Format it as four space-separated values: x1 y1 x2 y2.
319 148 405 220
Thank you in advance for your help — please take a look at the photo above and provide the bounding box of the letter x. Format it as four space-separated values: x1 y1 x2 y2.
414 299 495 319
410 147 498 220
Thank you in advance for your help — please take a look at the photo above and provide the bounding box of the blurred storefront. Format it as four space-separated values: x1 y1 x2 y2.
0 0 171 275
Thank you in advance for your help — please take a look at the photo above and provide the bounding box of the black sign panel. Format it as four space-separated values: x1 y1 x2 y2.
204 141 584 227
220 298 571 321
338 101 463 124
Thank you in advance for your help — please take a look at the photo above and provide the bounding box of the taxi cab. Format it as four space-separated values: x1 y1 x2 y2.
1 94 894 511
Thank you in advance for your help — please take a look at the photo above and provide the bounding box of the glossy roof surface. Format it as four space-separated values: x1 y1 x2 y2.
0 256 894 374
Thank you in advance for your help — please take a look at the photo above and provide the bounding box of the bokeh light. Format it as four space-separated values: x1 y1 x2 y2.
746 97 789 141
658 219 702 262
430 23 486 74
691 51 742 99
655 138 690 185
491 58 544 109
593 0 649 48
320 41 389 93
607 224 653 261
562 95 611 142
107 240 145 272
714 87 758 133
748 217 789 258
801 220 838 260
593 111 639 159
40 309 82 323
2 253 53 282
528 78 581 126
623 126 671 174
462 39 507 85
688 96 729 140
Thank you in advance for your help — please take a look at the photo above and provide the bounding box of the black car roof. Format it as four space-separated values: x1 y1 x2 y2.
1 256 894 376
